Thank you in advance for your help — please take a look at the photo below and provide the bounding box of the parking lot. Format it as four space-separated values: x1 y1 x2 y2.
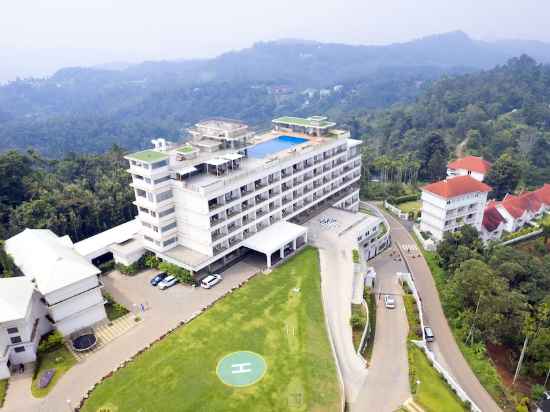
102 254 265 326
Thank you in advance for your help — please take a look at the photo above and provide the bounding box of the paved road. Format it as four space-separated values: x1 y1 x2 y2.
373 204 501 412
351 248 410 412
305 219 368 403
3 256 263 412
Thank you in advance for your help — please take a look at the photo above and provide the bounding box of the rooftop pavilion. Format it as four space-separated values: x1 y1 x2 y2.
125 116 352 196
272 116 337 137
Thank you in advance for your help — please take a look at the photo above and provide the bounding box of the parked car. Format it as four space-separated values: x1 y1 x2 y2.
158 275 179 290
201 274 222 289
424 326 435 342
150 272 168 286
383 294 396 309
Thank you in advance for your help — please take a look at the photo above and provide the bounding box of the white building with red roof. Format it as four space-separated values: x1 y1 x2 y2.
447 156 492 182
420 175 492 241
492 184 550 233
480 202 507 242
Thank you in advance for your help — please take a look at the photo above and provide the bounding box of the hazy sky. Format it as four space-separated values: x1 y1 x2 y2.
1 0 550 81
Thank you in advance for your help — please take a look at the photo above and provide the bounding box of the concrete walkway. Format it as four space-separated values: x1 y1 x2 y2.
350 247 411 412
2 256 262 412
372 203 501 412
305 218 368 403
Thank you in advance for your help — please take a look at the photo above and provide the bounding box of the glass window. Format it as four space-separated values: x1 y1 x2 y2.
154 175 170 184
7 327 18 334
163 237 176 247
10 336 22 344
151 160 168 169
159 207 175 218
14 346 25 353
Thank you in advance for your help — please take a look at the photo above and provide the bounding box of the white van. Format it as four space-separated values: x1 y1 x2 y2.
424 326 435 342
201 274 222 289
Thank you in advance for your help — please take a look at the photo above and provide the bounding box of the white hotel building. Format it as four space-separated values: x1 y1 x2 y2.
419 175 492 241
126 116 362 272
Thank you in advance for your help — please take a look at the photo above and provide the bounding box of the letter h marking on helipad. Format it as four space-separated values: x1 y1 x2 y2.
231 362 252 374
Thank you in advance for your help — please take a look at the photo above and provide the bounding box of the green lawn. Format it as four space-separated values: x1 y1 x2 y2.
81 247 340 412
0 379 7 408
398 200 421 215
363 291 377 361
410 345 467 412
351 303 367 351
31 345 77 398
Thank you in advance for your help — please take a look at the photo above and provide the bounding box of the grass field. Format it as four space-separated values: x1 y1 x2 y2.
410 345 467 412
31 345 77 398
397 200 421 215
81 247 340 412
0 379 7 408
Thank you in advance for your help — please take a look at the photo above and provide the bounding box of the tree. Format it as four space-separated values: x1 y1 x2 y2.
418 132 449 181
542 219 550 244
485 152 522 199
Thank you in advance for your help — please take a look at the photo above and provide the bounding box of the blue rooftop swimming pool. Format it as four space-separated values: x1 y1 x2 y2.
247 135 307 158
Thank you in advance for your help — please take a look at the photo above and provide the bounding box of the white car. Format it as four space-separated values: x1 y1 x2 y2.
383 294 396 309
201 274 222 289
158 275 179 290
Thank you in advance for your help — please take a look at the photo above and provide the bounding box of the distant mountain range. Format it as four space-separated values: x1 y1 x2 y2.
2 30 550 157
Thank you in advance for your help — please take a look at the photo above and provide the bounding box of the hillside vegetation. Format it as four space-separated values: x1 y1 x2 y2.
358 55 550 191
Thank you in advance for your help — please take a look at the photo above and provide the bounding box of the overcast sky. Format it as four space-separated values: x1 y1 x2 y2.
1 0 549 81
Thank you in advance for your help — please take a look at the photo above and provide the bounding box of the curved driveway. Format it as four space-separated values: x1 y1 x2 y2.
372 203 501 412
305 219 368 403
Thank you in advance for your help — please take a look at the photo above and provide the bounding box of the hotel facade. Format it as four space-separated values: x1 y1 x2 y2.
125 116 362 272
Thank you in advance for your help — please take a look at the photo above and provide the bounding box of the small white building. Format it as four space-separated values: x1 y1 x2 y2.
0 278 50 379
1 229 107 378
492 184 550 233
420 176 492 241
447 156 492 182
480 203 507 242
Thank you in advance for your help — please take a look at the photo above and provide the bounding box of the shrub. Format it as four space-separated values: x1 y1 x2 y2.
352 249 360 263
38 331 64 353
144 253 160 269
394 194 420 204
158 262 194 285
350 313 366 330
531 384 546 401
98 260 115 273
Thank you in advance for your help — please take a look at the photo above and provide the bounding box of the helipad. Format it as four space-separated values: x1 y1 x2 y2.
216 351 267 387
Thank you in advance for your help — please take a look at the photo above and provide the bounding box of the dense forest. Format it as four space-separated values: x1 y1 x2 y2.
357 55 550 195
434 226 550 405
0 146 135 249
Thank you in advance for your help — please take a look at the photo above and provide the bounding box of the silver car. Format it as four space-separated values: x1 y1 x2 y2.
158 275 179 290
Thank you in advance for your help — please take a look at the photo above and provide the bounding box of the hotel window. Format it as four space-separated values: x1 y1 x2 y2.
163 237 177 247
7 327 18 334
151 160 168 169
10 336 22 344
156 190 173 202
162 222 177 232
159 207 176 218
14 346 25 353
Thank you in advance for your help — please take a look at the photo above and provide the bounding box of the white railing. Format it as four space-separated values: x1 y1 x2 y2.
383 200 409 220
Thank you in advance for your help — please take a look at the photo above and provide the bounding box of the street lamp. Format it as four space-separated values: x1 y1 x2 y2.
66 399 72 412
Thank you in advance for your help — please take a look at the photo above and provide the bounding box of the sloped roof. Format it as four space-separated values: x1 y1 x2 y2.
498 186 549 218
0 277 35 323
422 175 492 199
74 219 140 258
5 229 100 295
448 156 492 174
482 206 506 232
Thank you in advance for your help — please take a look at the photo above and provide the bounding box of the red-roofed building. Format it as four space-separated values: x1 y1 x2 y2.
495 184 550 232
420 176 492 241
481 205 507 242
447 156 492 182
